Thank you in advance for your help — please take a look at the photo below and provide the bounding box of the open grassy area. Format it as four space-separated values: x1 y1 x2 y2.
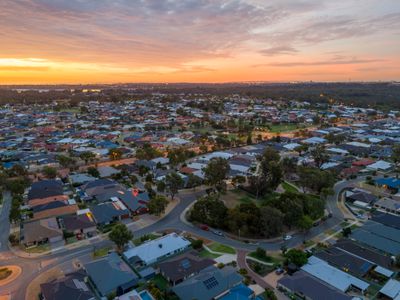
222 189 280 209
198 248 221 259
281 181 298 193
151 274 169 291
23 244 51 253
208 242 236 254
93 246 112 258
248 252 284 265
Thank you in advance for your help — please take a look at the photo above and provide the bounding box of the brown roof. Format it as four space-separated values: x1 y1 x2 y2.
159 252 215 282
63 214 96 231
23 217 62 244
33 205 78 220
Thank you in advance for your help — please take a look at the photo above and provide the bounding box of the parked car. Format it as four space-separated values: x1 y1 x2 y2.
199 224 209 231
275 268 284 275
212 229 224 236
283 235 292 241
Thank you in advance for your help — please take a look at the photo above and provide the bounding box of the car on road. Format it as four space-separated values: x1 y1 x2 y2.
283 235 292 241
199 224 209 231
211 229 224 236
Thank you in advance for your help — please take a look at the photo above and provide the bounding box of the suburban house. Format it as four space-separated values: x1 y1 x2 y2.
90 199 130 226
40 270 95 300
172 265 243 300
123 233 191 268
277 270 354 300
60 213 97 239
84 252 139 297
158 252 215 286
379 279 400 300
22 217 63 247
375 177 400 194
301 256 370 294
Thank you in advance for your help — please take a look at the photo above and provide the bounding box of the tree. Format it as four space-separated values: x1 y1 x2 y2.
148 195 169 216
285 249 308 267
297 215 313 233
310 145 328 169
87 166 100 178
80 151 96 164
191 239 203 250
203 158 230 191
186 174 202 189
264 289 278 300
190 194 228 228
231 175 246 187
250 147 282 198
109 223 133 252
56 155 76 169
294 144 309 156
342 227 352 238
259 206 284 237
42 166 57 179
392 145 400 164
255 247 267 259
109 148 123 160
246 132 253 145
165 172 184 200
156 181 166 193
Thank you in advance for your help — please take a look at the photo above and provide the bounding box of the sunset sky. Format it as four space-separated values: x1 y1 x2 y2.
1 0 400 84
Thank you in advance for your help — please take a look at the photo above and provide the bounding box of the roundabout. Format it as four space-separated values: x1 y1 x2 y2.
0 266 22 287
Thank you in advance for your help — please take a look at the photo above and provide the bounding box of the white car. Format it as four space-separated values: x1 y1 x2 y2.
283 235 292 241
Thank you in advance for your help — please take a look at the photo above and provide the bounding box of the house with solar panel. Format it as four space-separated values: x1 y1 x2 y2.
172 265 243 300
158 252 215 286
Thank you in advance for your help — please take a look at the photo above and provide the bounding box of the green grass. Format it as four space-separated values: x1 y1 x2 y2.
199 249 221 259
208 243 236 254
151 274 169 291
23 244 51 253
248 252 284 265
93 246 112 258
281 181 298 193
132 234 160 246
268 123 299 133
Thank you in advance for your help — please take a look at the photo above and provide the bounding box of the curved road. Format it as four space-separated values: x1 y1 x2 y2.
0 178 362 299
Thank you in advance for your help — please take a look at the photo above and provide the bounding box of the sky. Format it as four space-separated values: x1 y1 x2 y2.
0 0 400 84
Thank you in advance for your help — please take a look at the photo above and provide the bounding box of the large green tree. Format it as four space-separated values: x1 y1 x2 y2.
190 195 228 228
148 195 169 216
165 172 184 200
109 223 133 252
203 158 230 191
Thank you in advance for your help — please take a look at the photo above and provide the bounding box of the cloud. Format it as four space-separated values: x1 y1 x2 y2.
260 46 298 56
267 57 385 67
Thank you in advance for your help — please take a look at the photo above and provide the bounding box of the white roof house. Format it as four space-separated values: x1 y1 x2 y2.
301 256 369 293
283 143 301 151
367 160 393 171
303 137 326 144
202 151 234 161
123 233 191 266
379 279 400 300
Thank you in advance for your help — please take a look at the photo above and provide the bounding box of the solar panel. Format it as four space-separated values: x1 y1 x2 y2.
181 259 191 269
203 276 219 290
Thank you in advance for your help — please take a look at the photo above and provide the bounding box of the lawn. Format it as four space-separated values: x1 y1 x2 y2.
151 274 169 291
198 249 221 259
281 181 298 193
268 123 299 133
23 244 50 253
222 189 280 209
248 252 284 265
208 242 236 254
133 233 161 246
93 246 112 258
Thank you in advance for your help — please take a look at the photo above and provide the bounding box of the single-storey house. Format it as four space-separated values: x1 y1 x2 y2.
123 233 191 268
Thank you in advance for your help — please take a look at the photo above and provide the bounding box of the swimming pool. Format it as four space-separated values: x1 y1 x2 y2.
139 290 154 300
